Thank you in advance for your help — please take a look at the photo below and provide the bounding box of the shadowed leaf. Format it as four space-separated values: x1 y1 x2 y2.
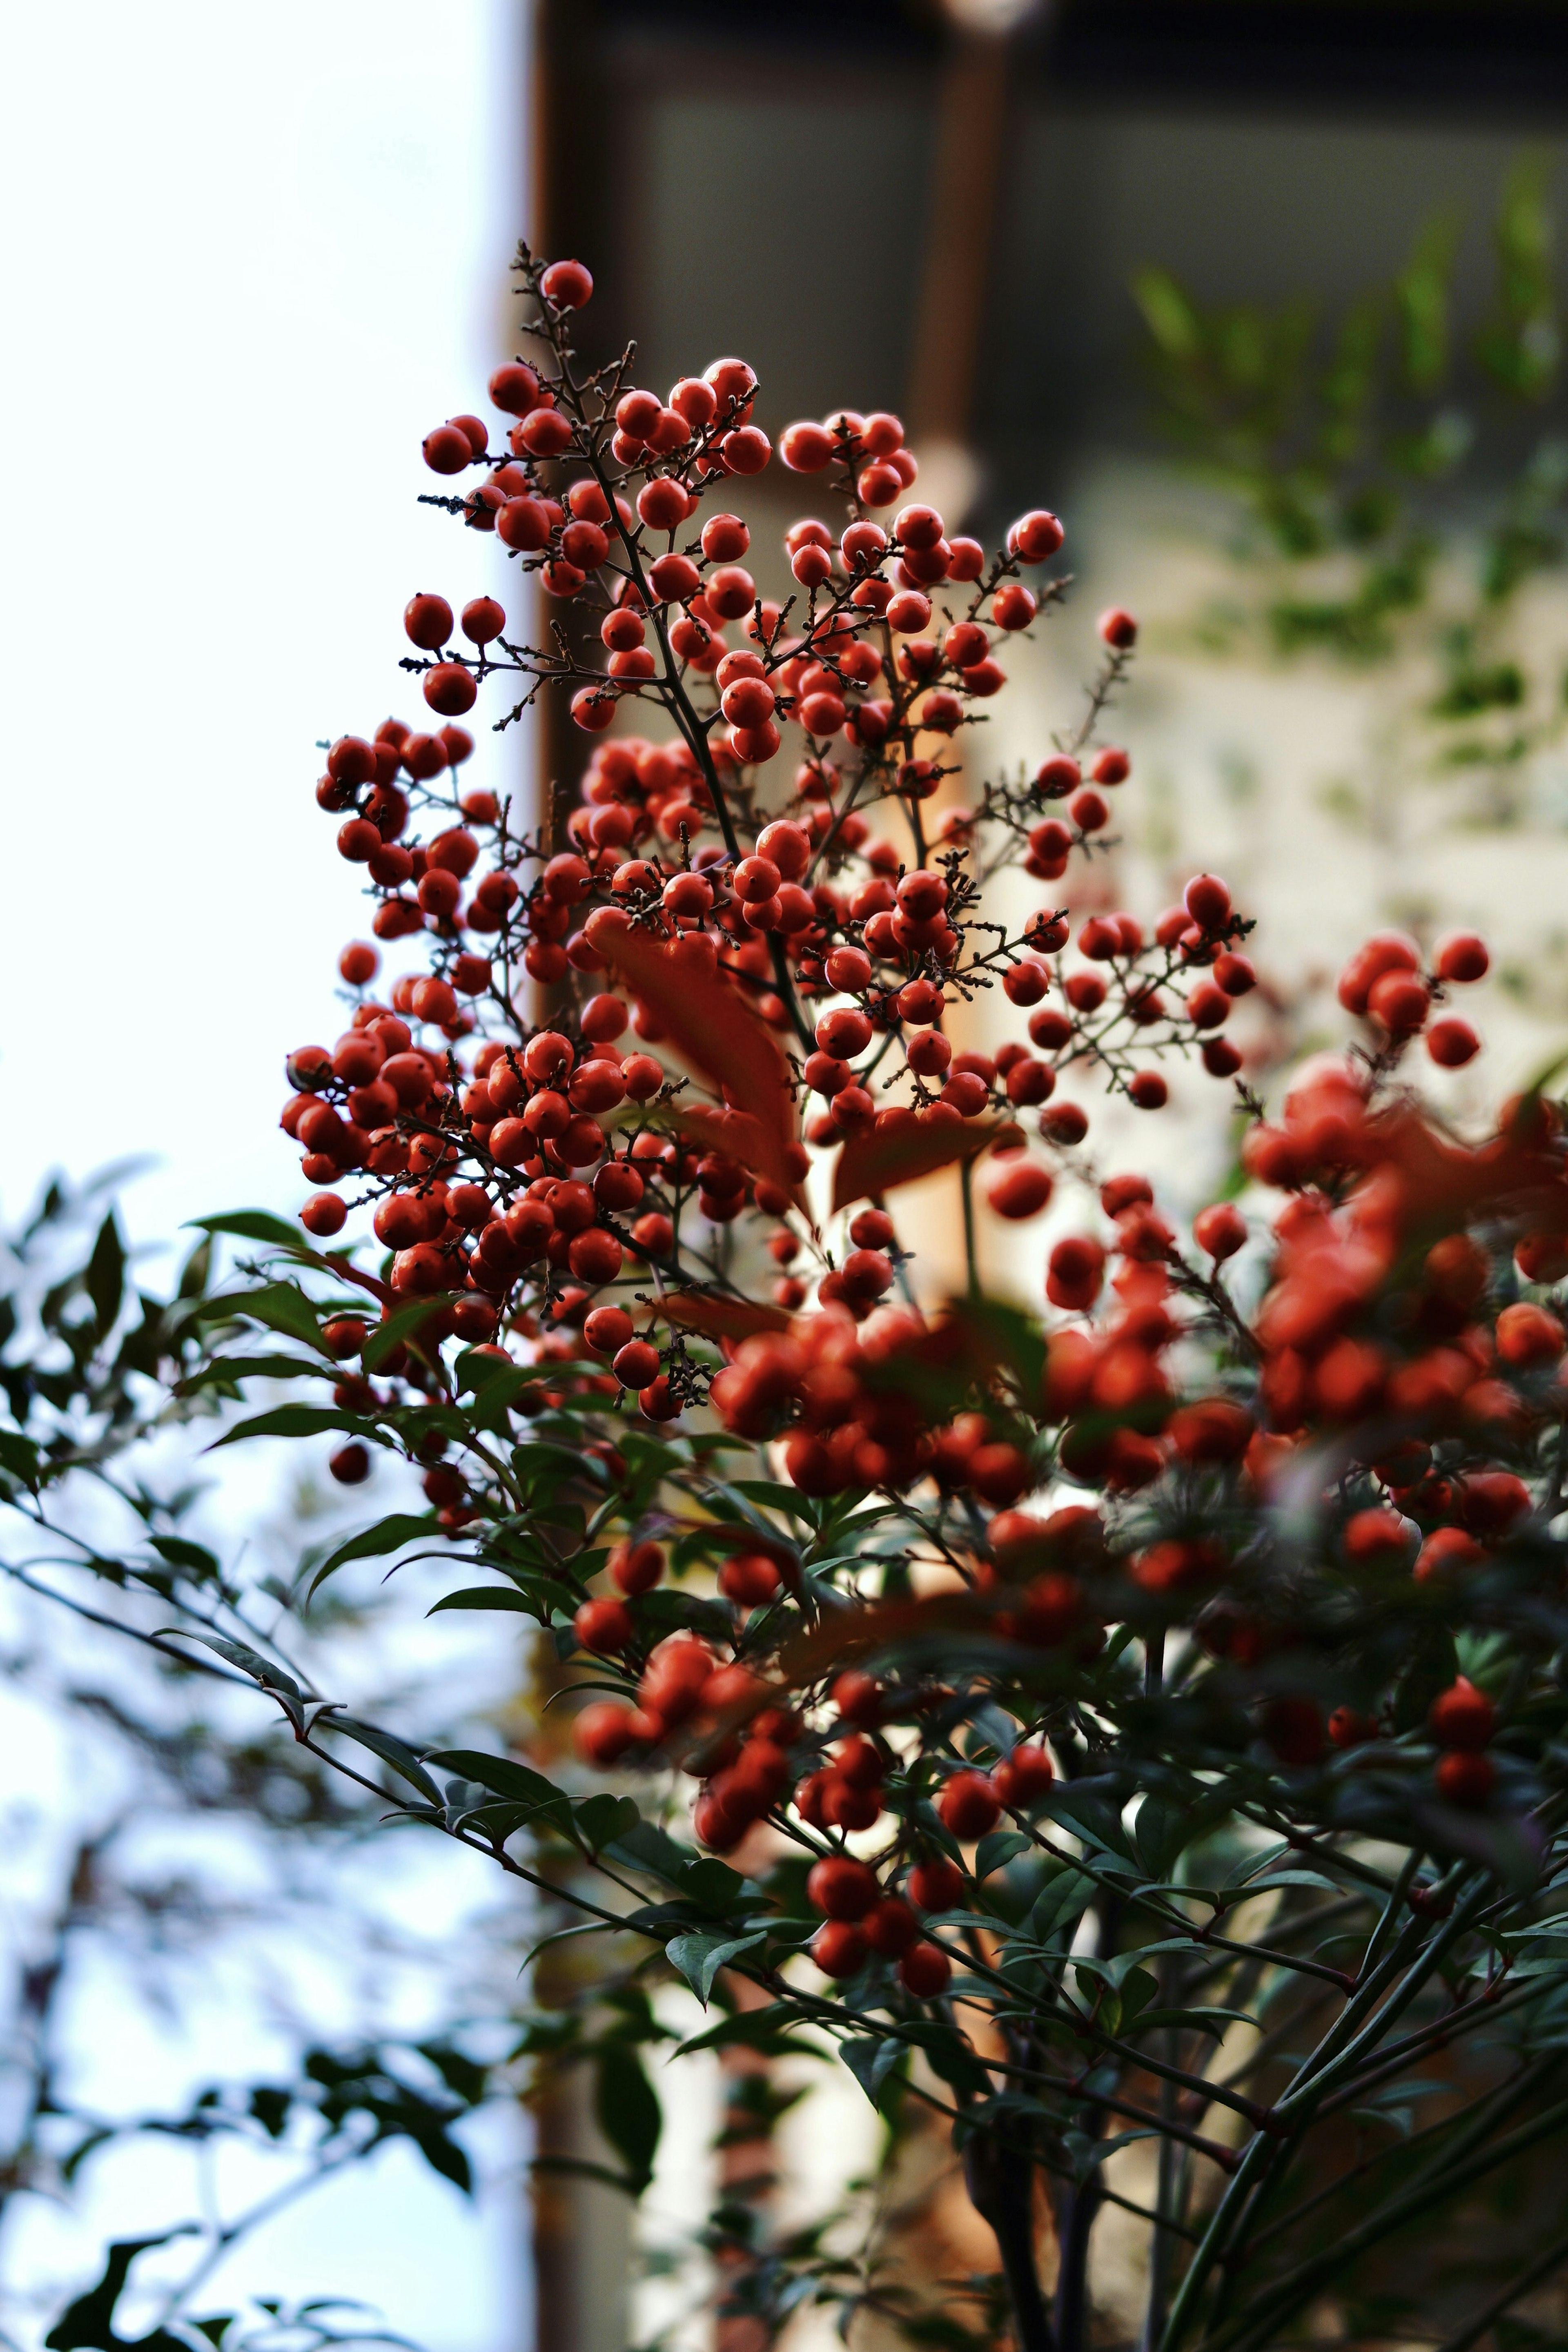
832 1115 1016 1212
594 926 796 1188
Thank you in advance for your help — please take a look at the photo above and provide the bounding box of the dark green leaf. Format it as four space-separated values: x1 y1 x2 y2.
209 1404 380 1450
215 1281 330 1352
593 2043 662 2186
45 2234 195 2352
0 1432 41 1491
147 1536 221 1582
318 1712 442 1804
573 1793 640 1851
362 1296 449 1372
312 1513 443 1591
840 2035 906 2109
189 1209 313 1250
85 1212 125 1332
428 1586 539 1616
975 1830 1030 1880
665 1928 768 2006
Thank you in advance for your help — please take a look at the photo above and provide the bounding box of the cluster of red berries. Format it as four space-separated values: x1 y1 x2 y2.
268 252 1563 1991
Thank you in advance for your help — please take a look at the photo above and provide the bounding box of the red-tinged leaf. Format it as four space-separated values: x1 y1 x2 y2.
595 928 796 1188
657 1292 791 1342
662 1105 777 1176
831 1114 1020 1213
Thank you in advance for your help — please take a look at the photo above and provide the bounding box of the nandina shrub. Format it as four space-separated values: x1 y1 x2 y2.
180 248 1568 2352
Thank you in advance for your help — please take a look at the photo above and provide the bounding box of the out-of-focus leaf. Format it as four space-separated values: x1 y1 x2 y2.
188 1209 311 1250
593 2043 662 2185
147 1535 221 1582
85 1212 125 1332
0 1432 41 1490
174 1352 331 1396
841 2035 907 2109
656 1292 791 1342
45 2233 195 2352
1131 266 1203 362
832 1115 1013 1213
594 925 797 1189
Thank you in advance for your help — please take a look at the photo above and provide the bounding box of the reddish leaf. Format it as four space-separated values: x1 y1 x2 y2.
657 1292 791 1342
832 1113 1020 1213
663 1105 778 1178
592 922 797 1189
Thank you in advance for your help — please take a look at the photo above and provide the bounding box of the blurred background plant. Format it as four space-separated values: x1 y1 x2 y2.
0 1179 526 2352
1133 158 1567 826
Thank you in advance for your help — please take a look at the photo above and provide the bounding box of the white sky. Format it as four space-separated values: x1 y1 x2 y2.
0 0 526 1271
0 7 533 2345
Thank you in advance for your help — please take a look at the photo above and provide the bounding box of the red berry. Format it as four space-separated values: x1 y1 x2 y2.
575 1702 635 1766
329 1443 370 1485
610 1540 664 1595
575 1597 634 1655
301 1193 346 1238
992 1746 1054 1807
1428 1017 1481 1068
864 1897 920 1956
1429 1677 1494 1752
1098 607 1138 648
807 1856 879 1920
899 1942 953 1998
812 1920 867 1979
404 592 453 650
1435 931 1489 984
938 1771 1002 1842
541 258 593 308
907 1857 965 1913
1436 1751 1496 1807
988 1161 1054 1220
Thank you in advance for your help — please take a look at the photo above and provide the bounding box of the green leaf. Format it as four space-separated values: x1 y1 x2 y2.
363 1296 450 1372
426 1748 574 1836
606 1818 699 1886
174 1352 333 1396
1132 264 1203 361
726 1479 817 1526
209 1404 380 1451
45 2234 195 2352
215 1281 330 1352
156 1629 307 1722
665 1928 769 2007
189 1209 313 1250
85 1212 125 1332
0 1432 41 1491
317 1711 442 1804
675 2005 821 2059
428 1586 539 1616
975 1830 1030 1880
147 1535 221 1582
840 2035 906 2109
593 2044 662 2187
313 1514 443 1590
573 1792 640 1851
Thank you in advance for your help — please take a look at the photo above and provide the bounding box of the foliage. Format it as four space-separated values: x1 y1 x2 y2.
0 1183 513 2350
1133 159 1568 838
12 244 1568 2352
